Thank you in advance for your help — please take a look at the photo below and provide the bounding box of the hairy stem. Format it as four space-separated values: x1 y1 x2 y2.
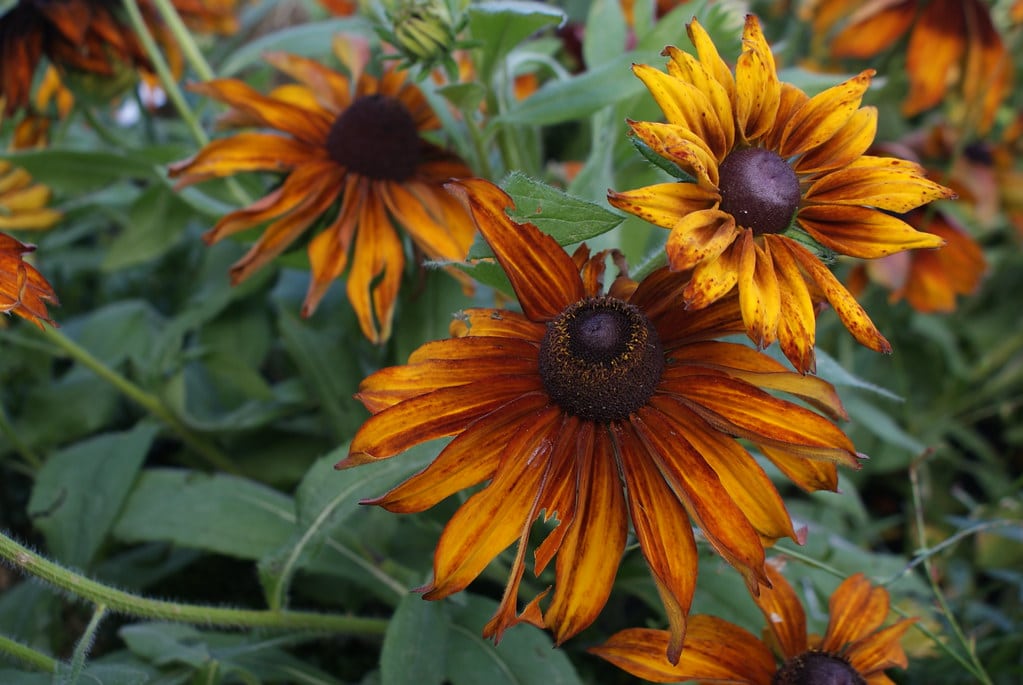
0 633 58 674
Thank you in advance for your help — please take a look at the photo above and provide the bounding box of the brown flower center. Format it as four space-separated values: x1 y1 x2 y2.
773 651 866 685
325 94 421 181
538 296 664 423
717 147 800 235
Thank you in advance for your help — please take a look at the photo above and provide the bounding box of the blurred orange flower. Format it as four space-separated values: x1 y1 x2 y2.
591 562 916 683
0 232 58 327
0 160 62 231
169 48 476 342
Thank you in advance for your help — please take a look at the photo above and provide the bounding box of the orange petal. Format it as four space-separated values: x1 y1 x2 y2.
759 443 839 492
734 15 781 143
343 376 544 466
167 133 320 186
189 79 332 144
822 573 891 651
544 427 628 644
302 176 362 317
606 182 718 231
344 186 404 342
846 618 915 674
804 157 955 213
262 51 352 112
798 204 946 258
383 180 473 263
589 618 775 683
779 70 874 158
446 179 583 321
368 394 550 513
420 407 562 599
665 209 740 272
736 231 781 348
449 308 546 340
903 0 965 116
754 562 809 660
612 423 698 664
764 82 810 152
779 238 891 353
831 2 914 58
795 106 878 175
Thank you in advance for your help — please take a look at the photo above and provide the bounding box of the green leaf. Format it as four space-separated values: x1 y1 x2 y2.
28 423 158 569
581 0 627 69
445 595 581 685
68 300 164 368
466 172 623 259
844 393 926 457
102 185 193 271
3 149 158 194
814 348 903 401
436 82 488 112
629 134 693 181
120 624 211 669
380 594 448 685
113 469 296 560
217 18 372 76
467 2 565 85
258 441 438 610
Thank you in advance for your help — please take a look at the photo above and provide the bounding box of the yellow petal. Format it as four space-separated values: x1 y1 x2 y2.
665 209 740 272
627 120 720 188
798 204 946 258
662 45 735 156
633 63 728 160
779 70 874 157
795 106 878 174
682 241 741 310
765 233 819 374
805 157 956 212
737 231 781 348
607 182 718 231
687 18 736 102
734 15 781 142
759 443 839 492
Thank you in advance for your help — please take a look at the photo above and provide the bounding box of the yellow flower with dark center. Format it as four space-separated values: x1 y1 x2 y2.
608 14 954 373
0 232 58 327
168 50 477 343
0 160 62 231
591 562 916 683
339 178 863 662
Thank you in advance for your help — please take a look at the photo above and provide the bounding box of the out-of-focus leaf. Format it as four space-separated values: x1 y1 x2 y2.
3 150 158 193
467 2 565 85
68 300 164 368
103 185 193 270
120 624 210 669
28 423 158 569
217 18 371 75
436 82 488 112
380 594 448 685
112 469 295 560
814 348 903 401
582 0 627 69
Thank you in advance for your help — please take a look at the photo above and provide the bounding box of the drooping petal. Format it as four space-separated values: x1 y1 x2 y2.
779 70 874 157
446 179 583 321
612 423 698 664
633 406 768 593
665 209 740 272
779 238 891 353
383 180 473 264
682 240 742 310
589 618 774 684
167 133 320 187
189 79 333 144
758 443 839 492
804 157 955 213
765 234 819 374
606 182 718 231
734 15 781 143
345 185 404 342
343 375 544 465
822 573 891 651
420 407 562 599
736 230 781 348
262 51 352 112
544 427 628 644
366 393 550 512
846 618 916 674
753 562 809 660
627 120 720 188
302 175 363 317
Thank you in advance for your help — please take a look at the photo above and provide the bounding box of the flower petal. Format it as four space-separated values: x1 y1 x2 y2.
831 2 914 58
847 618 916 674
682 240 742 310
665 209 740 273
823 573 891 651
903 0 965 117
737 230 781 348
606 182 718 231
627 120 719 188
633 63 728 159
759 443 839 492
687 19 735 100
795 106 878 175
383 179 474 263
662 45 734 156
734 15 781 142
262 50 351 112
804 157 955 213
167 133 319 187
189 79 332 144
764 234 819 373
447 179 583 321
754 561 809 660
450 308 546 340
779 70 874 157
344 184 405 342
589 618 774 683
798 204 946 258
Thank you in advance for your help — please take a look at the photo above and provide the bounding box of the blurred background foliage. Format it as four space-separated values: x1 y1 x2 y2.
0 0 1021 683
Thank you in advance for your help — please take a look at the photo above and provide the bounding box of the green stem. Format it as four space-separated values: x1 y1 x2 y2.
0 633 58 673
0 532 389 636
883 519 1018 587
63 605 107 685
36 325 239 475
122 0 209 147
149 0 216 81
78 106 124 149
909 457 993 685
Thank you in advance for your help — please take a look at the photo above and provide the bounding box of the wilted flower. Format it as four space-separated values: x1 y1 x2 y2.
0 232 58 326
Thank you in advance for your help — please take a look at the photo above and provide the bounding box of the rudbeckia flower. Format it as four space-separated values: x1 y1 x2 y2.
168 49 477 343
849 209 986 314
591 562 916 683
608 15 954 373
0 232 58 326
0 160 62 231
806 0 1010 134
339 178 863 662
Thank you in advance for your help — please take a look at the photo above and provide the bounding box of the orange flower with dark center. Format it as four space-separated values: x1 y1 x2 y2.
0 0 149 115
591 562 916 683
339 178 863 662
0 232 58 326
168 50 476 343
608 14 954 372
806 0 1011 134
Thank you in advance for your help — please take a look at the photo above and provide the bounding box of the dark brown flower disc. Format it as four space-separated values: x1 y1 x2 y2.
773 651 866 685
718 147 800 235
539 296 664 423
326 94 421 180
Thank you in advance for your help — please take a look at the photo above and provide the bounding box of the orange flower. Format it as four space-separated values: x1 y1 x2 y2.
806 0 1011 134
608 15 953 372
0 160 62 231
340 178 862 662
0 232 58 327
849 209 986 314
591 562 916 683
168 49 476 343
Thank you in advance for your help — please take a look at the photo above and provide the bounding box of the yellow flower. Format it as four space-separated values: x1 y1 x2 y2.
0 160 62 231
340 178 862 662
608 15 954 373
168 48 477 343
591 562 916 683
0 232 58 327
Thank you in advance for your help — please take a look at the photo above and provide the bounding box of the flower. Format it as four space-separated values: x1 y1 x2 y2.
167 47 477 343
0 160 62 231
0 0 149 116
848 209 986 314
339 178 863 661
805 0 1011 135
0 232 58 327
608 15 954 373
591 561 916 683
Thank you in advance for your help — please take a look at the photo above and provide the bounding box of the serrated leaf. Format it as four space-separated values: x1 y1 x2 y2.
380 594 448 685
28 423 158 569
466 172 623 259
112 469 295 560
